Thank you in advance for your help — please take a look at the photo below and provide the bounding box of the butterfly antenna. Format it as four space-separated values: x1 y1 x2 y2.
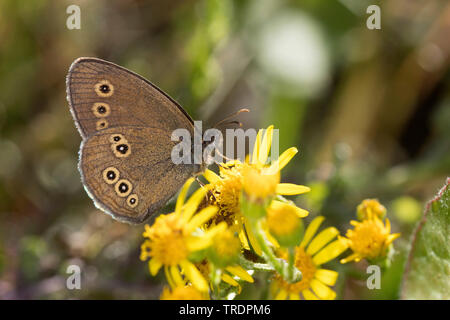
223 120 243 128
213 146 235 163
213 108 249 129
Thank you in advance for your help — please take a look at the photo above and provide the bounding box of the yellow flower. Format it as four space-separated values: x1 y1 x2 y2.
203 125 310 254
267 202 304 247
340 211 400 263
272 216 348 300
140 178 225 292
160 285 208 300
242 164 280 201
357 199 386 220
207 227 241 267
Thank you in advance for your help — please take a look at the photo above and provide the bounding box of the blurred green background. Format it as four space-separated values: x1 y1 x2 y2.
0 0 449 299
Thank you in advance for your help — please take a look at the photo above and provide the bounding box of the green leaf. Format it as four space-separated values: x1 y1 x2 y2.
401 178 450 299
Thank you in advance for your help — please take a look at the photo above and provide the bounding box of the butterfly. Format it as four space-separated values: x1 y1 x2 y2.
67 57 210 224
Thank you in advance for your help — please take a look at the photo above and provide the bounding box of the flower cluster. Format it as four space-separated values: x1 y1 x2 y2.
139 126 343 299
139 126 401 300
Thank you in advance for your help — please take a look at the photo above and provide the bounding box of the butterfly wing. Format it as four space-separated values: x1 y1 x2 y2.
79 126 196 223
67 57 201 223
66 57 194 139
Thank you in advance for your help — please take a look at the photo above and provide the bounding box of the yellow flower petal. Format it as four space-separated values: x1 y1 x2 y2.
185 206 218 234
386 218 391 233
302 289 319 300
386 233 401 245
186 223 227 251
258 125 274 165
239 228 250 250
222 273 239 287
276 184 311 195
203 169 220 183
292 206 309 218
300 216 325 247
175 177 195 215
180 260 209 292
268 147 298 173
306 227 339 255
170 265 185 287
226 265 254 283
244 222 262 256
182 186 209 222
340 252 361 264
310 279 336 300
315 269 339 286
313 239 348 266
149 258 162 276
289 293 300 300
164 266 176 289
203 222 227 238
186 236 212 252
142 225 151 239
275 289 288 300
269 200 309 218
251 129 263 165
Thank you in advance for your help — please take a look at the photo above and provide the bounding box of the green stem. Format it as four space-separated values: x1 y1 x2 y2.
250 218 302 283
238 255 275 272
288 247 295 281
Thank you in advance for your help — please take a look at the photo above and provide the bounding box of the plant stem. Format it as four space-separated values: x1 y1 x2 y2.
238 255 275 272
250 218 302 283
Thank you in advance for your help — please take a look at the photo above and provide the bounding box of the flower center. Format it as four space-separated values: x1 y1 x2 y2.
267 205 300 237
242 165 280 200
148 214 189 266
212 229 240 259
209 170 243 226
347 218 389 259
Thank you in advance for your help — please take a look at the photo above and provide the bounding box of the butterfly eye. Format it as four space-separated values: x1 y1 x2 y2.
102 167 120 184
127 194 139 208
96 119 108 130
92 102 111 118
95 80 114 97
116 144 128 154
109 134 125 144
112 142 131 158
92 103 111 117
114 179 132 197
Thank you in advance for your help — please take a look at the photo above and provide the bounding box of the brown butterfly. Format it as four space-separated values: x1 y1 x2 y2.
67 57 208 224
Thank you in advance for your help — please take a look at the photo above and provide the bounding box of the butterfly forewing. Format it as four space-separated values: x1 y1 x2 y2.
67 57 194 139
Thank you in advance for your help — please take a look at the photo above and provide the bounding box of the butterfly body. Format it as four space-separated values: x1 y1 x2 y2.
67 58 203 223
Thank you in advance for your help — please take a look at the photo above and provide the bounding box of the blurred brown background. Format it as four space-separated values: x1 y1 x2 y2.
0 0 449 299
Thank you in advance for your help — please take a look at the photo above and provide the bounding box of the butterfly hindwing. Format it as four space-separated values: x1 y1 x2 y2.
79 126 195 223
